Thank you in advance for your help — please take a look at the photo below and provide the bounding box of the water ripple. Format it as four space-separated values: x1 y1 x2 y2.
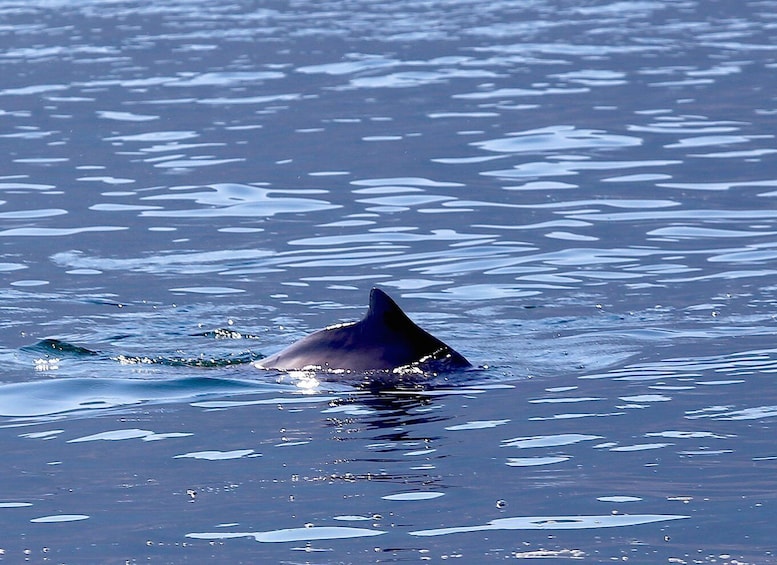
140 184 340 217
473 126 641 153
1 0 777 559
0 376 282 419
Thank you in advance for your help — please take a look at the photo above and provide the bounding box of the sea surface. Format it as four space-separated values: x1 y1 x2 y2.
1 0 776 562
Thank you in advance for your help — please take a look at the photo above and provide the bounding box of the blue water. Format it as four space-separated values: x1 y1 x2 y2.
1 0 777 562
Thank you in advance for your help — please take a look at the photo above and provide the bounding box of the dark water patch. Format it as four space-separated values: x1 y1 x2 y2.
21 338 100 358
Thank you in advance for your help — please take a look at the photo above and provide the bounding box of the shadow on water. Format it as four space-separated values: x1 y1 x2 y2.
327 391 446 438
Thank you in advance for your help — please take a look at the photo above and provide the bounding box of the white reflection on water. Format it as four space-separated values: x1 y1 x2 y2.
506 456 570 467
382 492 445 501
140 184 340 218
174 449 259 460
444 419 509 431
409 514 689 536
67 428 192 443
473 125 641 153
187 525 386 543
30 514 90 524
500 434 602 449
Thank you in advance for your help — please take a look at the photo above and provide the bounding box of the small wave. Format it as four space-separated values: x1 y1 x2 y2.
21 338 263 368
115 351 262 368
0 376 282 419
191 328 263 340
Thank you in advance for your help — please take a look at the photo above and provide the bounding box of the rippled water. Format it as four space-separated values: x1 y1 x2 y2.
1 0 776 562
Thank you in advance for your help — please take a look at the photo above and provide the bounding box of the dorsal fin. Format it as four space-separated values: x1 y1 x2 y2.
365 287 407 323
257 287 471 372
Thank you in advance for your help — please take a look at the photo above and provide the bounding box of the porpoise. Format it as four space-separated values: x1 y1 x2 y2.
256 288 470 373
